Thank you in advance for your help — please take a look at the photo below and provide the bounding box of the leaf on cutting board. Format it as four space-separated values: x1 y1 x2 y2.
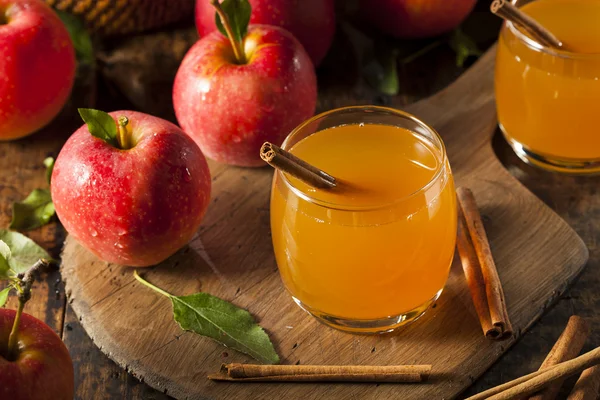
78 108 118 147
10 189 55 232
449 28 483 68
0 240 12 280
0 230 51 275
134 271 279 364
55 10 95 66
44 157 55 185
215 0 252 42
172 293 280 364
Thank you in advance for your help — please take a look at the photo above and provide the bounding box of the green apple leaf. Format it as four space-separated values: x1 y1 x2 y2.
363 47 399 96
0 240 13 280
55 10 94 67
10 189 55 232
172 293 280 364
0 230 51 275
215 0 251 43
44 157 55 185
0 287 11 307
449 28 483 68
134 271 279 364
78 108 118 147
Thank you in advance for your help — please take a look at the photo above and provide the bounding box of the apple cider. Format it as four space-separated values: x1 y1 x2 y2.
270 107 457 333
495 0 600 173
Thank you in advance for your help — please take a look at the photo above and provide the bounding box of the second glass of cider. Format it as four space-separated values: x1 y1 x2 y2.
495 0 600 173
270 106 457 333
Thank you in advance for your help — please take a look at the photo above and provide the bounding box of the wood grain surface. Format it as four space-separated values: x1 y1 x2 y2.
58 47 588 400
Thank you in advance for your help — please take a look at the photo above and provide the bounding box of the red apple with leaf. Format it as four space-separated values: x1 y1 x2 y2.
0 0 76 140
0 236 73 400
195 0 336 65
51 109 211 267
360 0 477 38
174 0 317 167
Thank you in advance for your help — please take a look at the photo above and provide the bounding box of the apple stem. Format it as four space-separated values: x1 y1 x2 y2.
117 116 130 150
6 259 51 360
210 0 247 64
133 270 173 298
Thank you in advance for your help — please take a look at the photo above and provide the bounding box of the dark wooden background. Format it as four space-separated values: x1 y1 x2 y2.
1 2 599 399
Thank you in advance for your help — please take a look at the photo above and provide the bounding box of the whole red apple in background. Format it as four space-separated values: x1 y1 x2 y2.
195 0 336 66
173 24 317 167
0 0 75 140
0 309 74 400
52 110 211 267
360 0 477 38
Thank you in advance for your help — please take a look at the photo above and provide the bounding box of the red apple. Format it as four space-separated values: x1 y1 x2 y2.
360 0 477 38
173 24 317 167
195 0 336 66
0 309 74 400
0 0 76 140
51 110 212 267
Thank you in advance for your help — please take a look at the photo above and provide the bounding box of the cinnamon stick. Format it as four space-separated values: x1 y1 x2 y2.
260 142 336 189
490 0 566 50
208 363 432 383
529 316 590 400
567 365 600 400
466 346 600 400
456 187 512 340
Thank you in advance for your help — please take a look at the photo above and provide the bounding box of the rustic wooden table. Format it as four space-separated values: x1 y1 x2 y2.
1 5 599 399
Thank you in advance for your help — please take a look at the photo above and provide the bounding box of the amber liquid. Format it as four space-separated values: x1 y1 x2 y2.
495 0 600 161
270 123 457 321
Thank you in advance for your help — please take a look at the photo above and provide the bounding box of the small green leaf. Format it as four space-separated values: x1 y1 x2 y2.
0 240 12 280
215 0 251 42
55 10 95 66
363 48 399 96
0 287 11 307
0 230 51 275
10 189 55 232
44 157 55 185
449 28 483 68
78 108 118 147
172 293 279 364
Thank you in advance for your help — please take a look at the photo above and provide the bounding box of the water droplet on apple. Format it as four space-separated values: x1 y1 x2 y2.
184 168 192 182
114 242 124 249
90 229 98 237
116 228 127 236
232 136 242 143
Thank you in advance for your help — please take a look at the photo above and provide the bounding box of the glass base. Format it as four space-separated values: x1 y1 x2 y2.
501 126 600 175
292 289 443 334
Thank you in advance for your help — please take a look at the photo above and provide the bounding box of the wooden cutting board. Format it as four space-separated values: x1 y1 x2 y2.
61 48 589 400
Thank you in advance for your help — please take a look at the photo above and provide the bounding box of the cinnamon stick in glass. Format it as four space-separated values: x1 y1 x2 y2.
567 365 600 400
490 0 567 50
456 187 512 340
208 363 431 383
260 142 336 189
466 346 600 400
529 316 590 400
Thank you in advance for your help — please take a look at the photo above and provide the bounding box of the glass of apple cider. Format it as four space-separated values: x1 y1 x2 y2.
495 0 600 174
269 106 457 333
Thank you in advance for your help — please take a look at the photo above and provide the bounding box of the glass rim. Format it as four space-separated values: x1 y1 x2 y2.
504 0 600 59
277 105 449 211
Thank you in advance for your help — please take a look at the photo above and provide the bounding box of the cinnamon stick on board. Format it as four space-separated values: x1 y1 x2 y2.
528 316 590 400
456 187 512 340
208 363 432 383
490 0 566 50
466 346 600 400
567 365 600 400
